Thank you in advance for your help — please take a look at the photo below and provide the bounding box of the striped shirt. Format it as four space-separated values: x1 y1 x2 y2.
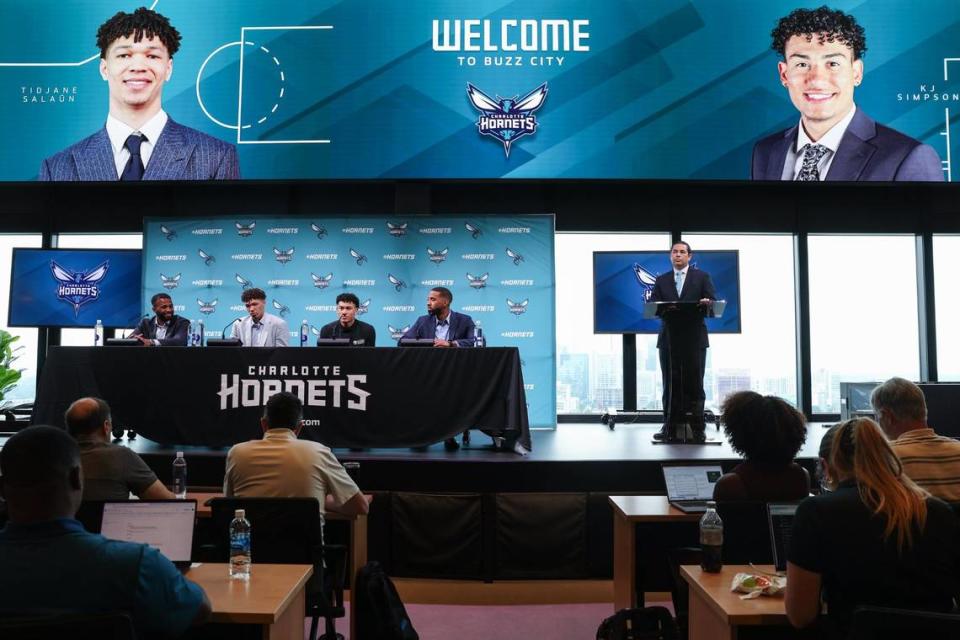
890 428 960 504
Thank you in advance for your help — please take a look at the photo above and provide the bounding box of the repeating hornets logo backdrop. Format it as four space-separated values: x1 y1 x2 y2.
143 215 556 427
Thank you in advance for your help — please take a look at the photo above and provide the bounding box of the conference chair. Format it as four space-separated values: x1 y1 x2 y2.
208 497 347 640
0 611 135 640
850 605 960 639
595 606 680 640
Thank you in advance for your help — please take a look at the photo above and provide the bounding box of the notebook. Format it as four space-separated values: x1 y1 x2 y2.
98 500 197 568
662 464 723 513
767 502 799 573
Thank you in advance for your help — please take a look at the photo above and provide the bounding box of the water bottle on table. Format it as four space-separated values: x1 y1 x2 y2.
300 319 309 347
196 318 205 347
230 509 251 580
700 500 723 573
474 321 485 347
172 451 187 499
93 319 104 347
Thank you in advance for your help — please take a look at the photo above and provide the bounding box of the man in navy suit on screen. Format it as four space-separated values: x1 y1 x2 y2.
39 8 238 181
752 7 942 182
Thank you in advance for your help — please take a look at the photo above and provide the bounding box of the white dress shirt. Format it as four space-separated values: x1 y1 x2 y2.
781 104 858 181
105 110 168 179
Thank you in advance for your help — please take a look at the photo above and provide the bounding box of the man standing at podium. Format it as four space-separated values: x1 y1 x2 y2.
649 242 715 441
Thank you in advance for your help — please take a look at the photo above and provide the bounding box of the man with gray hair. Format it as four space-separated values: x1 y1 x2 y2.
872 377 960 503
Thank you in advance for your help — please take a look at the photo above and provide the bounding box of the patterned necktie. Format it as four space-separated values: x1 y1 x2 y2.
120 133 145 181
796 143 829 181
675 271 683 296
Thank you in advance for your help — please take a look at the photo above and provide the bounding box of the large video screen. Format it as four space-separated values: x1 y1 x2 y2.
593 251 741 334
8 248 142 328
4 1 955 181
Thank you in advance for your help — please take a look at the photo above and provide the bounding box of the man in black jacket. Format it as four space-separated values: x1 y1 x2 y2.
318 292 376 346
131 292 190 346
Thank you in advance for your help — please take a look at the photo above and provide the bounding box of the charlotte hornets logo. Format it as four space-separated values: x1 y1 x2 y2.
160 273 181 290
633 263 658 302
198 249 215 266
388 274 407 291
236 222 256 237
272 299 290 317
465 222 483 239
273 247 295 265
506 247 524 265
388 324 410 341
159 225 177 241
50 261 109 316
350 248 368 265
387 222 408 238
467 82 548 157
310 223 328 239
197 298 218 315
467 272 489 289
358 299 371 315
311 272 334 289
507 298 529 316
427 247 448 265
235 273 253 289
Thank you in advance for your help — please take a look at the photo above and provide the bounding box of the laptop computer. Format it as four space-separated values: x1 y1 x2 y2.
767 502 799 573
662 464 723 513
97 500 197 569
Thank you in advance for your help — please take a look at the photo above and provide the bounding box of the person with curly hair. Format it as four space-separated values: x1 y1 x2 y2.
786 418 959 636
39 7 238 181
752 6 941 181
712 391 810 501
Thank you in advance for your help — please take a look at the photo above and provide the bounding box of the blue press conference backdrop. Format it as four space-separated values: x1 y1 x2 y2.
4 1 959 180
594 251 741 334
142 215 556 427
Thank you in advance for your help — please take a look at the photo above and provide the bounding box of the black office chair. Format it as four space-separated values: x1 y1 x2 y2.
850 605 960 639
596 607 680 640
0 611 135 640
208 497 347 640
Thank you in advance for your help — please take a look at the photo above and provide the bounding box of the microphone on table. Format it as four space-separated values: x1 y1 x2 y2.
221 316 245 340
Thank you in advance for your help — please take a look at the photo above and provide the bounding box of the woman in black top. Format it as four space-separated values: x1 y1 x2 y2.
786 418 960 637
712 391 810 501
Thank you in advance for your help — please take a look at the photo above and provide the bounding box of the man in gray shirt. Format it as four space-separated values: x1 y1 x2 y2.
65 397 174 501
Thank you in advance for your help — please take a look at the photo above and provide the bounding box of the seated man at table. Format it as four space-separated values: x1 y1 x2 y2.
230 287 289 347
130 292 190 346
401 286 476 348
65 397 175 501
223 392 370 518
0 426 210 637
318 292 376 346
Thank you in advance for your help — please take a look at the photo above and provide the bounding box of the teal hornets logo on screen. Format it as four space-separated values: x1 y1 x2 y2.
51 260 109 316
467 83 548 157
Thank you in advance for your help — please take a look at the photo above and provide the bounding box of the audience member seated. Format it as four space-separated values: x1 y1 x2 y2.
224 392 371 519
0 426 210 637
65 397 174 501
713 391 810 501
786 418 960 638
872 376 960 504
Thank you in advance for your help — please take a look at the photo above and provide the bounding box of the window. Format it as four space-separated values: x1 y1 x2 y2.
934 235 960 381
682 233 798 411
0 234 43 405
555 232 669 414
808 235 919 414
56 234 143 347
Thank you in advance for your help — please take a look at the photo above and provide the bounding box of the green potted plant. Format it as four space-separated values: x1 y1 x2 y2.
0 329 23 419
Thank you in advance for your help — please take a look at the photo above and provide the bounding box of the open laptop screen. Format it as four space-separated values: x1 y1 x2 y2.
768 502 799 573
662 464 723 501
99 500 197 564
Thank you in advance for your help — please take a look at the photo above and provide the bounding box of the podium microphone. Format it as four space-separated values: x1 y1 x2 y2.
221 316 244 339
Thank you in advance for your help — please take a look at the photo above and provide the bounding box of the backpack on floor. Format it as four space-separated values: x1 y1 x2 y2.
596 607 679 640
354 561 419 640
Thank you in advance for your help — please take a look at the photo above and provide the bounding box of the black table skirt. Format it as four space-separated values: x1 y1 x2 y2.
33 346 531 450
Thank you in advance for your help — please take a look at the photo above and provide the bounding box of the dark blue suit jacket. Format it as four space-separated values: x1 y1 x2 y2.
648 268 715 349
38 118 239 181
402 310 476 347
751 109 943 182
130 315 190 346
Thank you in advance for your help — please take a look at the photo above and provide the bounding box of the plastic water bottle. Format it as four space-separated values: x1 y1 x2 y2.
186 319 195 347
196 318 205 347
300 319 309 347
230 509 251 580
700 501 723 573
172 451 187 499
474 322 485 347
93 319 104 347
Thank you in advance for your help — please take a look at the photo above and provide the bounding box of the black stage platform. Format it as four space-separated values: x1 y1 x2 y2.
116 421 828 492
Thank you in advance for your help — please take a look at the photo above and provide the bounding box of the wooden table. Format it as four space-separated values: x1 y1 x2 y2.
187 563 312 640
609 495 701 611
189 492 368 640
681 565 790 640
